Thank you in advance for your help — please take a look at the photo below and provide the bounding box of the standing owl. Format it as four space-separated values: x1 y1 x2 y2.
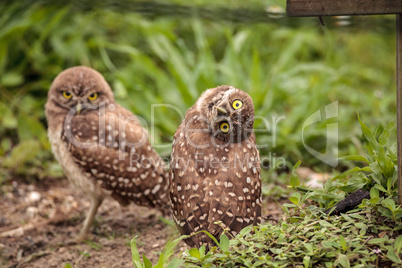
169 85 262 248
45 66 169 241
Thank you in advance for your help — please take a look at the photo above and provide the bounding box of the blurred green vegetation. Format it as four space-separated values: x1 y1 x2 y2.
0 0 397 183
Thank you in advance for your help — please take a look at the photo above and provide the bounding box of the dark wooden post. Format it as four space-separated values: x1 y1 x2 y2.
397 15 402 204
287 0 402 205
287 0 402 16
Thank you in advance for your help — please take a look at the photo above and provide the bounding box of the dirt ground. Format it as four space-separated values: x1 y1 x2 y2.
0 177 283 268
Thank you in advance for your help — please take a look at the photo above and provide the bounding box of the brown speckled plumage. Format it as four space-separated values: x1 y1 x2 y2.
45 66 169 240
169 86 262 249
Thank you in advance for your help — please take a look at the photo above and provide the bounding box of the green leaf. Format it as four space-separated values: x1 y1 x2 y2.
387 249 401 264
2 140 40 170
143 254 152 268
370 187 379 199
198 244 206 257
113 79 128 99
369 197 380 205
339 235 347 252
358 114 381 154
378 121 395 146
332 167 361 180
166 258 185 268
188 248 200 259
336 254 350 268
304 243 313 255
154 234 191 268
219 234 229 252
374 184 387 193
17 114 48 147
387 177 393 192
293 160 302 170
239 225 253 236
130 236 143 268
368 237 388 245
339 155 369 164
355 222 367 236
383 198 396 212
200 230 220 248
289 160 301 188
270 248 283 254
1 71 24 87
2 108 17 128
289 192 301 206
303 255 310 268
360 166 373 172
290 173 300 188
395 235 402 254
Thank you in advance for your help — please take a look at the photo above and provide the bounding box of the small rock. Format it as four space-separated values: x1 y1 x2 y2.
26 206 39 218
58 247 68 253
27 191 41 203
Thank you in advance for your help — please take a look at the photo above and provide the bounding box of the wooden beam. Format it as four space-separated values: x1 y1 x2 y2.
397 14 402 205
287 0 402 17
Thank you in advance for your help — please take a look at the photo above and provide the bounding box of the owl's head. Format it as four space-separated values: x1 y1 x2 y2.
46 66 114 116
195 85 255 144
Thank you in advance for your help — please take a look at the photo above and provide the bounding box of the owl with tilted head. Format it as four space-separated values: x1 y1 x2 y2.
45 66 169 241
169 85 262 249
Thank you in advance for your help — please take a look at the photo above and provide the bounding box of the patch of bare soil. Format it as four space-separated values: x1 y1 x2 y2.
0 177 283 268
0 177 181 268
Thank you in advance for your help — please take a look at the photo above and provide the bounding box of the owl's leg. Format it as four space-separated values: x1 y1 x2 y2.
77 195 103 241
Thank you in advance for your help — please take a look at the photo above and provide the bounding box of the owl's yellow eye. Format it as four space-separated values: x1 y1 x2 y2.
232 99 243 110
62 91 72 99
88 92 98 101
220 122 230 133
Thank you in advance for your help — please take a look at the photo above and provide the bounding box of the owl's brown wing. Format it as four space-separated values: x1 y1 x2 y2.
63 105 169 212
170 123 212 247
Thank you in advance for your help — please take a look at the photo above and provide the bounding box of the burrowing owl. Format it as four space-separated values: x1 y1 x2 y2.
169 85 262 248
45 66 169 241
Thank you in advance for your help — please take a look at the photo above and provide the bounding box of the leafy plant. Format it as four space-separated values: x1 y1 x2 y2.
130 231 232 268
131 235 186 268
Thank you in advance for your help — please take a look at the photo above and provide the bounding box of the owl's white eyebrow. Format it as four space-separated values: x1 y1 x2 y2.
84 82 96 92
83 85 95 92
223 87 237 100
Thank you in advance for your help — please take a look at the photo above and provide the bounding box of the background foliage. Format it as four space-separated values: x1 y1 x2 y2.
0 0 397 184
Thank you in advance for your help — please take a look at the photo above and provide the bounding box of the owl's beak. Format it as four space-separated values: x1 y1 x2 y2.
214 105 228 116
76 102 82 115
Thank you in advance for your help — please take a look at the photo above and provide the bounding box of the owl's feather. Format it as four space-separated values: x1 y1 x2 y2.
63 105 169 211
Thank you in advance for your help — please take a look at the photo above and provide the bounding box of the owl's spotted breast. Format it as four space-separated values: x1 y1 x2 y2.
49 124 106 197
